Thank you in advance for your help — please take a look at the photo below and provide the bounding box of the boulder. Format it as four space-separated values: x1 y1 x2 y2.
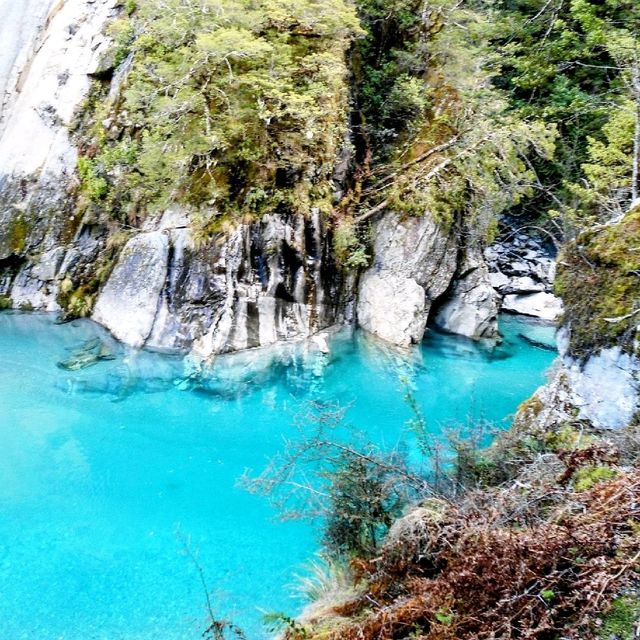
434 246 500 340
358 272 427 347
93 231 169 348
502 292 563 322
506 276 546 294
357 211 457 346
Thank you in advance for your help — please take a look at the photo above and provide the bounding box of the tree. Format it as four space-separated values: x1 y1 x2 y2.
76 0 362 225
242 400 428 560
347 0 556 246
490 0 640 230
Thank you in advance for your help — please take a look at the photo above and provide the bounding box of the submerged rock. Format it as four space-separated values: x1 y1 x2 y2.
58 337 115 371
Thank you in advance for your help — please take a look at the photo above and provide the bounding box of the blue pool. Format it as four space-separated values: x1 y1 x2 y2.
0 313 556 639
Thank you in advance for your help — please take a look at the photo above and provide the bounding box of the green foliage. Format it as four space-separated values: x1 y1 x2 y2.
79 0 362 224
77 156 108 202
599 597 640 640
0 296 12 311
545 425 596 452
490 0 640 230
65 289 95 319
333 220 370 270
570 100 638 219
353 0 430 155
434 608 454 625
323 452 407 559
352 0 557 244
573 465 618 492
244 400 423 562
6 215 30 253
556 204 640 357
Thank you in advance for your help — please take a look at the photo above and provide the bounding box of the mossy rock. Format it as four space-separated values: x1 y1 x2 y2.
6 214 31 254
556 205 640 359
0 296 12 310
545 425 596 452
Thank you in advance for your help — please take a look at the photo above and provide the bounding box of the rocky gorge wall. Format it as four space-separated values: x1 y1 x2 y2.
519 205 640 430
0 0 348 358
0 0 565 360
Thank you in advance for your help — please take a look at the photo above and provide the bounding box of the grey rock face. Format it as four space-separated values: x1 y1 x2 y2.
485 231 563 321
519 322 640 431
0 0 119 311
434 245 500 340
93 232 170 348
357 211 457 346
563 348 640 429
358 273 427 347
524 348 640 431
367 211 458 296
0 0 56 126
133 209 341 357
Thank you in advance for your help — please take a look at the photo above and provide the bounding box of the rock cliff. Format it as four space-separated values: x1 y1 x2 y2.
0 0 558 357
0 0 345 357
521 205 640 430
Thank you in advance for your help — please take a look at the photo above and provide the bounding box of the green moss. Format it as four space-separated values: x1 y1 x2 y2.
598 597 640 640
0 296 12 310
545 425 595 452
7 215 30 253
573 465 618 492
556 205 640 358
57 236 126 320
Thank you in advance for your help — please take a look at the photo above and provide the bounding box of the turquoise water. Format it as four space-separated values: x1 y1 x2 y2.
0 312 556 640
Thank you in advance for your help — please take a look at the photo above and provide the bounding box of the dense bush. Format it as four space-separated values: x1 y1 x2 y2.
77 0 361 224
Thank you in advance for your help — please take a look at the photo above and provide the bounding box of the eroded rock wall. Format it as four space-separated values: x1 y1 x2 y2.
357 211 502 347
356 211 458 346
0 0 119 311
0 1 345 356
92 209 342 357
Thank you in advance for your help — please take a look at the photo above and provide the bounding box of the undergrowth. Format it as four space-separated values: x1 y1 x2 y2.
275 413 640 640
